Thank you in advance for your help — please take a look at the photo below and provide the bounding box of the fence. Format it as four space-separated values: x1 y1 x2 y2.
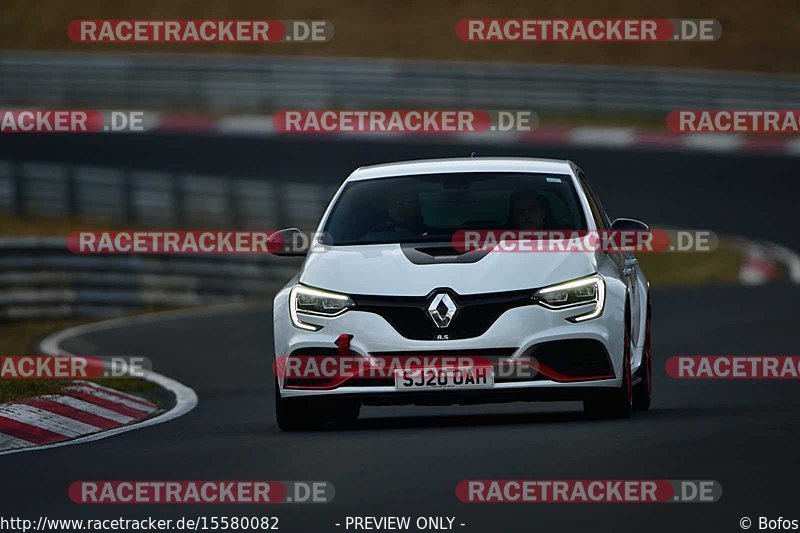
3 51 800 114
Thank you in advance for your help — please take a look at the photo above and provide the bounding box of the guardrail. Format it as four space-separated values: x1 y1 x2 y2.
0 157 331 321
0 238 300 320
2 51 800 114
0 160 338 230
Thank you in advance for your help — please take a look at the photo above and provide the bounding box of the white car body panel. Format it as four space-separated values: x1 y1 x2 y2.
273 157 649 402
300 244 598 296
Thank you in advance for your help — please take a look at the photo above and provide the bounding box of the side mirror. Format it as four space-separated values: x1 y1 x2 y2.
611 218 649 232
267 228 309 257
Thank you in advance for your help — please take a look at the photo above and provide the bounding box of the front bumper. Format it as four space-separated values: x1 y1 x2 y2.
273 282 627 401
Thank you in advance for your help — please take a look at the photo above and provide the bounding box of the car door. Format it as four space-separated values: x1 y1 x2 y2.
576 170 642 346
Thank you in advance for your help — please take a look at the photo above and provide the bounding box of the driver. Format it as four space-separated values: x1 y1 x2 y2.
507 189 549 230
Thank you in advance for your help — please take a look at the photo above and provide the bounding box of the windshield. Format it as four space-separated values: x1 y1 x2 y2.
322 172 588 246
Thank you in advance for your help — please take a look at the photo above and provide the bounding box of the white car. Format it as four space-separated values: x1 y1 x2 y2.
270 158 652 430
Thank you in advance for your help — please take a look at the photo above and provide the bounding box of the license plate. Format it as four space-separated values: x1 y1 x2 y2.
394 366 494 391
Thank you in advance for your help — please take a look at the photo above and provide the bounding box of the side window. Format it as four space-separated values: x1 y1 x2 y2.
577 171 611 230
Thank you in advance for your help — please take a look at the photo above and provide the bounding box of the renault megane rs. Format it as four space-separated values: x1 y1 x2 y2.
270 158 652 429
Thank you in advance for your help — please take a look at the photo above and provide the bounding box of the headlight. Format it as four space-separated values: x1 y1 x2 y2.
290 284 354 331
535 274 605 322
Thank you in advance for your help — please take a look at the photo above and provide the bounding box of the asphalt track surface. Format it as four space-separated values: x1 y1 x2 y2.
1 134 800 532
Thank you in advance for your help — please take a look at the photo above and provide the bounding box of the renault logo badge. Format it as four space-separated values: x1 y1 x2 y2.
428 292 457 328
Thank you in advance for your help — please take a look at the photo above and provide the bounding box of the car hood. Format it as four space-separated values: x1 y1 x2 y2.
299 243 599 296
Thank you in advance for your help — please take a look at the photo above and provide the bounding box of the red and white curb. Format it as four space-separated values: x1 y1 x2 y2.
0 381 157 451
142 114 800 157
0 305 234 456
737 238 800 285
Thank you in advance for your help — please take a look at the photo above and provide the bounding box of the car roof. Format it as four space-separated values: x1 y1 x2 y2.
346 157 575 182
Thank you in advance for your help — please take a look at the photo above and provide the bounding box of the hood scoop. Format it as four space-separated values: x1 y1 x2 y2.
401 243 490 265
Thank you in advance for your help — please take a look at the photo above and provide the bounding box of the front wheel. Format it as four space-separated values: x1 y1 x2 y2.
633 299 652 411
584 309 633 419
274 378 326 431
274 379 361 430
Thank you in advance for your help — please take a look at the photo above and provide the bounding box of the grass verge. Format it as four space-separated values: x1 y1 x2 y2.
636 239 742 286
0 318 160 404
0 213 125 237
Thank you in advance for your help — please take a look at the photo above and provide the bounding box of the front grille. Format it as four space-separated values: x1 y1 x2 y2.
351 288 533 340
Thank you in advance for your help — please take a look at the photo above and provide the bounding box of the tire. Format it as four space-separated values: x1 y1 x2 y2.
633 299 652 411
583 305 633 419
274 378 326 431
